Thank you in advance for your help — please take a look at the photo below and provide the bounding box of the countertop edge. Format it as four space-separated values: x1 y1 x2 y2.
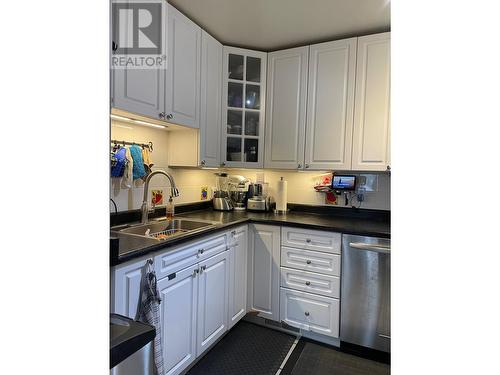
112 215 390 267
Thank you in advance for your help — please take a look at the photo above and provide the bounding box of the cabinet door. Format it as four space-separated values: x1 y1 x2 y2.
158 264 198 375
111 1 166 120
165 4 201 128
112 258 147 318
351 32 391 171
265 47 309 169
199 30 223 167
197 250 229 356
222 47 267 168
247 224 280 321
304 38 357 170
228 226 248 329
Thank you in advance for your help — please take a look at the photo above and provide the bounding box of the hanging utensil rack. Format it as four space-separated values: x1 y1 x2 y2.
111 140 153 152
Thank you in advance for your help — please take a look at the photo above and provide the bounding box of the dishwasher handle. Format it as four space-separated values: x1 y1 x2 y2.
349 242 391 254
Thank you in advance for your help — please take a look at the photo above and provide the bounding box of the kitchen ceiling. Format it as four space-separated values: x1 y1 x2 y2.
168 0 390 51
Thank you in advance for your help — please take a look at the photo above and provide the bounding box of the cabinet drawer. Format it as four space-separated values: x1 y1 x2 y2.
281 246 340 276
280 288 339 338
155 234 227 280
280 267 340 298
281 227 341 253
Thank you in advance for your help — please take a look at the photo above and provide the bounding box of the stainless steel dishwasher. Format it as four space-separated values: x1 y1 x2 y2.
340 234 390 353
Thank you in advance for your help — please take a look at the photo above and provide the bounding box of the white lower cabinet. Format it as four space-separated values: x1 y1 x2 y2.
280 288 339 338
196 250 230 356
247 224 281 321
279 226 341 339
112 257 148 318
158 264 199 375
228 225 248 329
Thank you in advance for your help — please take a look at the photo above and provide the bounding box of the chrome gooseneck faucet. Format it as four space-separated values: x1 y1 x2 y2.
141 170 180 224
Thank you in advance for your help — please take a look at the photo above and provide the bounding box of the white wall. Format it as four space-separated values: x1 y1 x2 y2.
110 120 390 212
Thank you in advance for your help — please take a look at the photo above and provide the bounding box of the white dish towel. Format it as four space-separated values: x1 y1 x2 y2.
137 261 164 375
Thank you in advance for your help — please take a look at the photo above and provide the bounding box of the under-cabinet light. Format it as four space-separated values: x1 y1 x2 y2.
110 114 168 129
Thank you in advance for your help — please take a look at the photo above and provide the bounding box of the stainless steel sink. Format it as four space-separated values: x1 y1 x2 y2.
114 218 217 241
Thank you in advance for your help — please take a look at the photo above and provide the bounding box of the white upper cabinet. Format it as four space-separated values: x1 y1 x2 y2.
304 38 357 170
351 32 391 171
199 31 223 167
165 4 201 128
264 47 309 169
111 1 167 120
222 47 267 168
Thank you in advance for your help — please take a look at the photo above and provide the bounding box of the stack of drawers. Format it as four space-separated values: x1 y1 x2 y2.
279 227 341 338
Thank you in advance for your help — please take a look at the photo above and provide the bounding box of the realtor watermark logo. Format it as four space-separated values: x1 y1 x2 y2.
111 0 167 69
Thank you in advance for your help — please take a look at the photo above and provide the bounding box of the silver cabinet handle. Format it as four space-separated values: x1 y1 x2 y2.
305 164 310 168
200 160 206 166
297 163 302 169
306 260 312 265
349 242 391 254
305 281 311 286
158 112 165 119
231 230 236 235
200 265 206 274
192 269 199 278
221 162 226 167
166 113 173 120
386 165 391 171
378 334 391 339
306 238 311 243
197 248 205 257
304 311 310 316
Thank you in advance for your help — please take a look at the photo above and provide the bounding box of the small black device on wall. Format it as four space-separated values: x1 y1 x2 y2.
331 175 356 191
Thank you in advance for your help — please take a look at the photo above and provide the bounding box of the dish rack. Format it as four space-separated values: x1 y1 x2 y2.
146 228 187 240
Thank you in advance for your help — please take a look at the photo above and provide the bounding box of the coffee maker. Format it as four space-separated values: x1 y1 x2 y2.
212 173 233 211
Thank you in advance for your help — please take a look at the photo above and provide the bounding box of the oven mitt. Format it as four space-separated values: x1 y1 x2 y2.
142 148 154 176
129 145 146 180
111 147 126 177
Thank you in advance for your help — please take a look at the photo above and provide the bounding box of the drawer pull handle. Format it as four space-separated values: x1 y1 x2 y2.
304 311 310 317
305 281 311 286
306 239 311 243
306 260 312 264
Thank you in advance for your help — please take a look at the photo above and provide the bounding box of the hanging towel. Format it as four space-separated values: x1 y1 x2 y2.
111 147 126 177
138 261 165 375
142 148 154 176
129 145 146 180
121 147 133 189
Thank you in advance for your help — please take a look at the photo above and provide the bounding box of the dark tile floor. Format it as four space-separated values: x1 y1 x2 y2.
285 341 390 375
187 321 295 375
186 320 390 375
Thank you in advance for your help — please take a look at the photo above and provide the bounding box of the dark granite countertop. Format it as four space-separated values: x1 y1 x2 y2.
111 204 390 267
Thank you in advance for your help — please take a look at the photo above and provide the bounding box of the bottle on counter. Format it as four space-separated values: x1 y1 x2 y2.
166 196 175 220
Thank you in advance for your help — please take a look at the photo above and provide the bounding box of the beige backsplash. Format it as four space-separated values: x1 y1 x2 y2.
110 120 390 212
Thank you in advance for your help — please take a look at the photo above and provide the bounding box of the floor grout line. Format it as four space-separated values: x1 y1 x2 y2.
275 336 301 375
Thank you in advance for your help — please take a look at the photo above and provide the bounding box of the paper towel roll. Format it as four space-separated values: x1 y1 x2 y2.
275 177 288 212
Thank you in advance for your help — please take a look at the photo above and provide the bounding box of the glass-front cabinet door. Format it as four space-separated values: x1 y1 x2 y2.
222 47 267 167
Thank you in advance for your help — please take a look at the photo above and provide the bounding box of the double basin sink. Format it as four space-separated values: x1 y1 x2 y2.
112 218 218 241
